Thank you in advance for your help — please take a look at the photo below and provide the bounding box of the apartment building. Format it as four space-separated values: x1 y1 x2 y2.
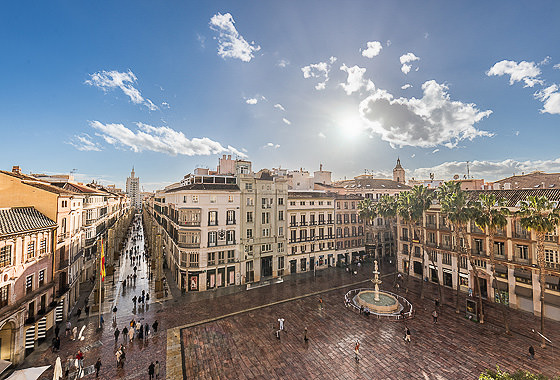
238 169 288 284
155 173 241 292
126 167 142 209
0 207 57 365
334 194 365 266
287 191 336 274
396 189 560 321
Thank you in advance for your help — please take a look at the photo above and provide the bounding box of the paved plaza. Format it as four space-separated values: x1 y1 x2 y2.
23 225 560 380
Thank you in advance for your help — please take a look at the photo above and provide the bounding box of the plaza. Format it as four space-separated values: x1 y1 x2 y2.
25 251 560 380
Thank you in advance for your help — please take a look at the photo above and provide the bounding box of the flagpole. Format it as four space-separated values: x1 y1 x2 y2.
98 239 103 329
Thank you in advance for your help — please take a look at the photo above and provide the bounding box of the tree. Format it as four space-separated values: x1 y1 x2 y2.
472 193 510 333
480 366 558 380
376 194 398 259
518 195 560 348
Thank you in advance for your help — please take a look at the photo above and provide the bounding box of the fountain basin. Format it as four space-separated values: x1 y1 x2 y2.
354 290 399 313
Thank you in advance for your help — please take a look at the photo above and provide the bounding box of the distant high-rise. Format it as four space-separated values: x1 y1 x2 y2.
126 167 141 209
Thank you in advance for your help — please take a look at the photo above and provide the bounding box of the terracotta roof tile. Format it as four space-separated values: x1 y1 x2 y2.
0 207 57 236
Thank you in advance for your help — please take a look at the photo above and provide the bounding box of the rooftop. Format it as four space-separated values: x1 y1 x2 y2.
0 207 57 236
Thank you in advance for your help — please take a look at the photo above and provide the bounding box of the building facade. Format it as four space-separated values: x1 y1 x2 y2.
396 189 560 321
334 194 365 266
0 207 57 365
287 191 336 274
126 167 141 210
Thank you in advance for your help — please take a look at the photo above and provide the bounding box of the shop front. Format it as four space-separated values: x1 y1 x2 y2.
442 268 453 287
188 272 200 292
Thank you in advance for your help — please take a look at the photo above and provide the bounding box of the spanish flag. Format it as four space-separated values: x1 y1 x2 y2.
100 238 106 282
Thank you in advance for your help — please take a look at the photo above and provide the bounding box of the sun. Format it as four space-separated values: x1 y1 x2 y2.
336 112 365 139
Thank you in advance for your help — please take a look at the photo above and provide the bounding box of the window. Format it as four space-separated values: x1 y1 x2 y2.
208 211 218 226
319 228 324 239
494 242 505 256
247 197 254 206
351 214 356 224
261 244 272 253
351 202 355 209
39 269 45 287
245 245 253 255
291 246 297 254
183 196 187 203
262 228 270 237
459 256 468 269
291 230 297 243
227 210 236 225
344 202 348 209
337 214 342 224
545 249 559 265
208 231 217 247
210 195 217 203
246 229 253 239
278 198 284 205
262 198 268 208
401 228 409 241
442 253 452 265
247 212 253 223
318 201 323 205
319 214 325 224
40 239 47 254
278 227 284 236
300 201 305 206
300 215 306 225
227 250 235 263
26 275 33 295
262 212 270 224
459 274 469 287
290 201 296 206
189 253 199 267
309 201 314 206
278 256 285 275
278 211 284 221
218 251 225 264
327 214 333 223
27 241 35 260
0 246 12 268
299 229 307 241
337 227 342 238
278 242 284 252
192 195 199 203
208 252 216 266
516 244 529 260
246 261 254 282
226 230 235 244
228 195 234 203
344 214 349 224
245 183 253 190
0 285 8 308
290 215 297 226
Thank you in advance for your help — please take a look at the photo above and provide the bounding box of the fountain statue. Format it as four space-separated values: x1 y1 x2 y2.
352 259 400 314
372 260 382 301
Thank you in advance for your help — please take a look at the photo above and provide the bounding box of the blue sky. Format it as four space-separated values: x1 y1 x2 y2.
1 1 560 191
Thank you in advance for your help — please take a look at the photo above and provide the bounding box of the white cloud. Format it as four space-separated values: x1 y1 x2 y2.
209 13 260 62
487 60 542 87
361 41 382 58
264 142 280 149
411 154 416 158
401 84 412 90
282 118 292 125
301 57 337 90
318 132 326 138
89 121 247 158
197 33 206 48
432 149 439 154
412 157 560 182
161 102 170 109
359 80 493 148
85 70 159 110
515 130 520 136
246 98 258 105
274 104 285 111
277 59 290 68
69 134 102 152
424 32 429 39
339 64 375 95
400 53 420 74
554 63 560 70
386 40 392 47
535 84 560 114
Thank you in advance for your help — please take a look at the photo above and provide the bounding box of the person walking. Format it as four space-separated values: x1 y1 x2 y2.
148 362 155 380
404 326 411 342
112 306 118 322
65 321 71 337
144 323 150 339
115 349 121 368
152 320 158 333
76 307 82 320
75 350 84 376
114 328 120 343
55 324 60 338
85 304 90 317
354 340 360 362
94 358 102 378
132 296 137 307
319 297 323 310
432 309 438 323
529 345 535 359
122 326 128 343
128 326 134 342
303 327 309 342
155 361 160 379
278 318 285 331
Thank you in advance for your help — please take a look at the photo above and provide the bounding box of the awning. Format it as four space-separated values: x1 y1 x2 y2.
494 264 508 274
492 278 508 289
5 365 50 380
429 264 436 270
514 269 532 280
442 268 453 274
459 272 469 278
546 275 560 286
0 360 11 376
515 285 533 298
544 292 560 306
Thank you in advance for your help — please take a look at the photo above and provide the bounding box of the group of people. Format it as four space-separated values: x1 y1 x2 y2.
115 318 159 345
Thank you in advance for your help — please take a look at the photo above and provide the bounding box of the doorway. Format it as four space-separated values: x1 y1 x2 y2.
261 256 272 278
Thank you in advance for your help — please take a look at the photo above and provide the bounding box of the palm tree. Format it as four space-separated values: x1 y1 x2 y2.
396 191 418 292
472 193 510 333
518 195 560 348
408 185 434 299
377 194 398 260
358 198 377 259
438 182 484 322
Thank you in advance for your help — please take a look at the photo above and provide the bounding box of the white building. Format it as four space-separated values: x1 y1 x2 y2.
126 167 141 210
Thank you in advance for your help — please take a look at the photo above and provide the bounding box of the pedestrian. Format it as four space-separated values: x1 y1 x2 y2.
432 309 438 323
75 350 84 373
152 320 158 333
138 324 144 340
94 358 102 378
72 326 77 341
114 328 120 342
112 306 117 321
122 326 128 343
51 336 57 353
128 326 134 341
529 345 535 359
278 318 285 331
275 329 281 340
404 326 411 342
148 362 155 380
155 360 160 379
85 304 90 317
319 297 323 309
354 340 360 362
76 307 82 319
145 323 150 338
146 293 150 302
55 336 60 351
65 356 72 378
65 321 71 337
115 349 121 368
435 298 440 308
303 327 309 342
132 296 137 307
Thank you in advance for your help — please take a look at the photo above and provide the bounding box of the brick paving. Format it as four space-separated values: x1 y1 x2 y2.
21 217 560 380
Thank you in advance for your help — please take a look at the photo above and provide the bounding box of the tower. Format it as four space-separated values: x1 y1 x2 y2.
393 158 406 184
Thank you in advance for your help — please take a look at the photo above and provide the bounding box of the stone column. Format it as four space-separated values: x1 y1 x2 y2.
155 232 164 297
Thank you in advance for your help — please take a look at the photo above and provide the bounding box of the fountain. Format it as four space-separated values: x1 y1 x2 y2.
353 260 400 314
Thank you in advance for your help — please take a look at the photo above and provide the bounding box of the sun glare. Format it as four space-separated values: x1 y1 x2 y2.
336 113 364 139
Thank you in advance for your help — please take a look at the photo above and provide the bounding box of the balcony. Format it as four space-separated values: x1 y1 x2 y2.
401 236 409 242
178 242 200 249
57 259 69 271
426 241 437 248
290 223 298 227
471 249 486 257
545 262 560 270
179 221 200 227
439 223 450 231
57 232 69 242
513 230 530 240
545 235 558 243
300 222 307 226
226 220 236 225
426 222 437 229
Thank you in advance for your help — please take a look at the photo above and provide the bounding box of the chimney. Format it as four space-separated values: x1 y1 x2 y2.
12 166 21 174
228 155 231 160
